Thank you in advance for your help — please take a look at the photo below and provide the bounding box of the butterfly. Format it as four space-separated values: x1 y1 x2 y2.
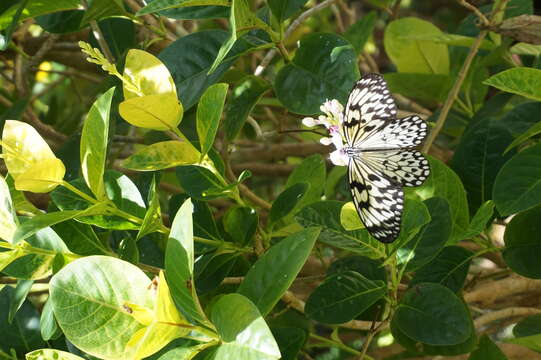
342 73 430 243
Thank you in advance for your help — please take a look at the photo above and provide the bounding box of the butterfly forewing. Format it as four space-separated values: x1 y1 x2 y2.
343 73 430 243
343 73 397 147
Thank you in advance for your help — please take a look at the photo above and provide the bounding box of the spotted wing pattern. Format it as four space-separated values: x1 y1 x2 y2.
343 73 397 147
343 73 430 243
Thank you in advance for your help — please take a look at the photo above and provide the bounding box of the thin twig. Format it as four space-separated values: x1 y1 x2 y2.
458 0 490 26
421 30 487 152
474 307 541 329
254 0 339 75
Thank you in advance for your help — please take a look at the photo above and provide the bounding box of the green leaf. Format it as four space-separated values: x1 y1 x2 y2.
159 30 255 109
484 67 541 101
223 206 258 246
328 255 386 282
384 73 452 102
296 201 385 259
0 174 18 242
52 220 110 255
410 246 473 293
118 94 183 131
269 182 308 226
268 0 308 23
208 0 274 74
195 253 238 294
238 227 320 316
158 5 229 19
0 0 28 50
451 116 515 213
339 202 364 231
35 10 85 34
165 198 208 325
402 32 496 50
211 294 281 359
81 0 127 23
26 349 86 360
8 279 33 323
286 154 326 208
136 176 163 239
503 205 541 278
40 297 61 341
505 119 541 154
399 197 452 272
469 335 508 360
507 314 541 352
50 256 154 360
137 0 230 15
197 83 228 159
0 286 45 355
395 283 473 346
123 140 200 171
410 155 469 243
493 142 541 215
464 200 495 238
343 11 377 54
224 75 270 141
387 199 431 253
176 165 228 200
80 87 115 200
0 0 79 30
384 17 449 74
271 327 307 360
305 271 386 324
275 33 360 115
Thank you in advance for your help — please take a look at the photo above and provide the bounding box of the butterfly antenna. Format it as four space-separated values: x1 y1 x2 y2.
278 129 328 137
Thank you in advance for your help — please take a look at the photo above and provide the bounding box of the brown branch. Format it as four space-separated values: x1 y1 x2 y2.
465 274 541 306
474 307 541 329
231 143 329 162
232 162 295 176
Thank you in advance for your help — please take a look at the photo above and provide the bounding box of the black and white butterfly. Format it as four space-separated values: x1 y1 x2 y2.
343 73 430 243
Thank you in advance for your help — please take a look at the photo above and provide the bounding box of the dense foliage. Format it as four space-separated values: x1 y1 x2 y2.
1 0 541 359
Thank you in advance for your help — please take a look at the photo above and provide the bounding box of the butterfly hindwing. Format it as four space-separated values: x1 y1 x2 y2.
343 73 397 147
360 149 430 187
358 115 428 150
348 155 403 243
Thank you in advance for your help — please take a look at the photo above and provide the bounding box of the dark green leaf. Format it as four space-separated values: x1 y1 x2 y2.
451 116 515 213
8 279 33 323
158 5 229 19
197 83 228 159
137 0 229 15
0 0 28 50
136 176 163 239
176 165 228 200
410 246 473 293
224 75 270 141
275 33 359 115
40 297 62 341
328 255 386 282
387 199 431 253
118 236 139 264
286 154 326 208
35 9 85 34
0 286 45 356
52 220 110 255
344 11 377 54
400 197 452 272
89 18 135 61
271 327 306 360
0 0 79 30
464 200 495 238
223 206 257 246
238 227 320 316
384 73 452 102
305 271 386 324
194 253 238 294
514 313 541 337
81 0 127 23
493 142 541 215
211 294 281 359
268 0 308 23
469 335 508 360
395 283 473 345
503 205 541 278
269 182 309 225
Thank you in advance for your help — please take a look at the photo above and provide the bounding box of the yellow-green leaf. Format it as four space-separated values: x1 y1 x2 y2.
119 94 183 131
2 120 65 192
26 349 86 360
123 49 178 100
0 247 24 273
122 140 200 171
0 174 17 242
340 201 364 231
484 67 541 101
197 83 228 160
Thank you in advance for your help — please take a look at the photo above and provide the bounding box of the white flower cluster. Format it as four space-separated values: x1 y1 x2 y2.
302 99 349 166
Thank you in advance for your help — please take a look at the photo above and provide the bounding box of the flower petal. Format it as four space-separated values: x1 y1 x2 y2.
330 149 348 167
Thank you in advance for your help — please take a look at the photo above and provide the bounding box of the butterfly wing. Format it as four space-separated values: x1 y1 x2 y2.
343 73 397 147
361 149 430 187
348 155 403 243
358 115 428 150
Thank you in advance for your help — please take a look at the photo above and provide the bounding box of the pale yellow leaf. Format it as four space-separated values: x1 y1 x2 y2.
119 94 182 131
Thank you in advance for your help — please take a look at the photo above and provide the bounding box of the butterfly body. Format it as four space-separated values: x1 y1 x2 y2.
342 73 430 243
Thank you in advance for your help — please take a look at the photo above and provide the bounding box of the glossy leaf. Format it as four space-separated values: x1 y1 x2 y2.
119 93 183 131
195 253 238 294
339 201 364 231
8 279 33 323
0 174 17 242
384 17 449 74
50 256 154 360
484 67 541 101
508 314 541 352
286 154 326 208
40 297 61 341
328 255 386 282
305 271 386 324
269 182 309 225
399 197 452 272
211 294 281 359
136 176 163 239
176 165 228 200
469 335 508 360
223 206 257 246
197 83 228 159
165 198 208 325
395 283 473 345
80 87 115 200
275 33 359 115
464 200 495 238
123 140 200 171
493 142 541 215
0 0 79 29
344 11 377 54
81 0 127 23
2 120 65 193
503 205 541 278
238 227 320 316
451 116 515 213
268 0 308 23
410 155 469 243
26 349 85 360
137 0 230 15
158 5 229 19
410 246 473 293
224 75 270 141
0 0 27 50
